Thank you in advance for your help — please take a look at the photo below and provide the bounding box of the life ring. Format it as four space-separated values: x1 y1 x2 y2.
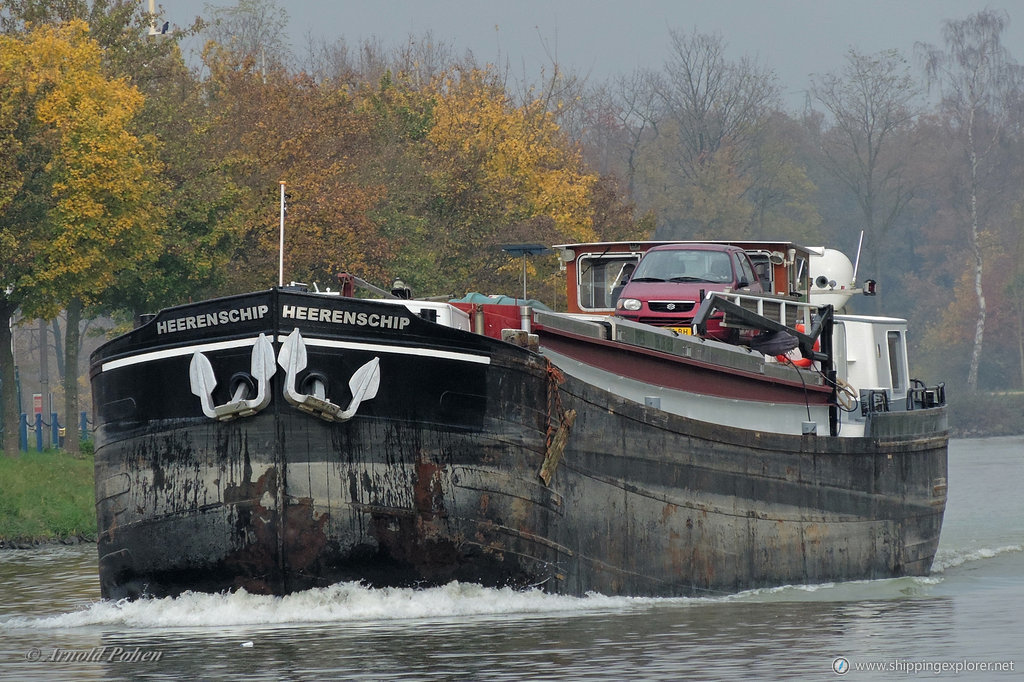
776 324 819 367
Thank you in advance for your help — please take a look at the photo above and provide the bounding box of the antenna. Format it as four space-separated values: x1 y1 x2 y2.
852 230 864 283
278 181 286 287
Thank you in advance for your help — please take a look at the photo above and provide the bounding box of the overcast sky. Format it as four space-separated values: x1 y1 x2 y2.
163 1 1023 109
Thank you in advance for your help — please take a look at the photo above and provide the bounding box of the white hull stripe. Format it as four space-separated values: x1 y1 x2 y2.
102 337 260 372
100 335 491 373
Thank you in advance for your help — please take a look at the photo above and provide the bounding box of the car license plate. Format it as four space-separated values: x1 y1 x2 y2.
668 326 692 335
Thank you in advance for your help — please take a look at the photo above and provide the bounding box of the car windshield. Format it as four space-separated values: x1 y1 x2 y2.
631 249 734 283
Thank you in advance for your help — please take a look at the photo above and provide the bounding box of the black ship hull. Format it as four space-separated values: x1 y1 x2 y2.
91 289 947 599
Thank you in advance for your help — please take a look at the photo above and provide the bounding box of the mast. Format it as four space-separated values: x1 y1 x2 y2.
279 181 286 287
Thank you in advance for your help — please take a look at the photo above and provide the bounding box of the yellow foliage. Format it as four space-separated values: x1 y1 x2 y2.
199 59 390 290
0 21 162 315
427 68 597 244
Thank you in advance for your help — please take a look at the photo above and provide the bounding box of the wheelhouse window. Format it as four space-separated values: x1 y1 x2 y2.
747 252 774 291
577 254 641 310
886 330 905 393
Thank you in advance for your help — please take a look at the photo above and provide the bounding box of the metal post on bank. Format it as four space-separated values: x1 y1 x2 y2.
32 393 42 451
18 413 28 452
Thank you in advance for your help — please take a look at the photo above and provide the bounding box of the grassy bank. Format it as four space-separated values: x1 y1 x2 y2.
0 448 96 544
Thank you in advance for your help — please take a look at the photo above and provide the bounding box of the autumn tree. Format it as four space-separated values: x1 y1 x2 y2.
200 28 620 303
26 1 219 323
807 49 922 301
204 0 291 73
745 112 822 243
635 29 816 240
579 68 661 199
1007 243 1024 388
350 71 440 294
200 41 389 292
0 0 211 451
425 67 599 298
0 21 162 454
921 9 1024 390
301 34 392 90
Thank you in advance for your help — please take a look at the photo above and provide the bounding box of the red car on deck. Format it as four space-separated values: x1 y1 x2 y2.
614 243 762 341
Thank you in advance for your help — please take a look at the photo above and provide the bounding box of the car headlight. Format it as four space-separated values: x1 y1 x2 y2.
618 298 642 311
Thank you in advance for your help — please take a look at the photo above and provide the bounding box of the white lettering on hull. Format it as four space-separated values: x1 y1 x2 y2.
151 302 412 338
281 305 411 330
156 305 269 335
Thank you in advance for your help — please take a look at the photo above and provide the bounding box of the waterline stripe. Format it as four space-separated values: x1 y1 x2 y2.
101 338 259 373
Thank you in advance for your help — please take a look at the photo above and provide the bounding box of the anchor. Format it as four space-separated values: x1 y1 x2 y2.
277 327 380 422
189 333 277 421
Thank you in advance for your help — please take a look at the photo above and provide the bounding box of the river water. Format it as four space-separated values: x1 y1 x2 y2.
1 437 1021 681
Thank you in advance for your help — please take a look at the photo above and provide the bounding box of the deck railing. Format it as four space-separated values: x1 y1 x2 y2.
714 290 817 331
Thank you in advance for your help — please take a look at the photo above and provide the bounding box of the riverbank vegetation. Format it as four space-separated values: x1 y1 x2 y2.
947 391 1024 439
0 449 96 545
2 2 1024 452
